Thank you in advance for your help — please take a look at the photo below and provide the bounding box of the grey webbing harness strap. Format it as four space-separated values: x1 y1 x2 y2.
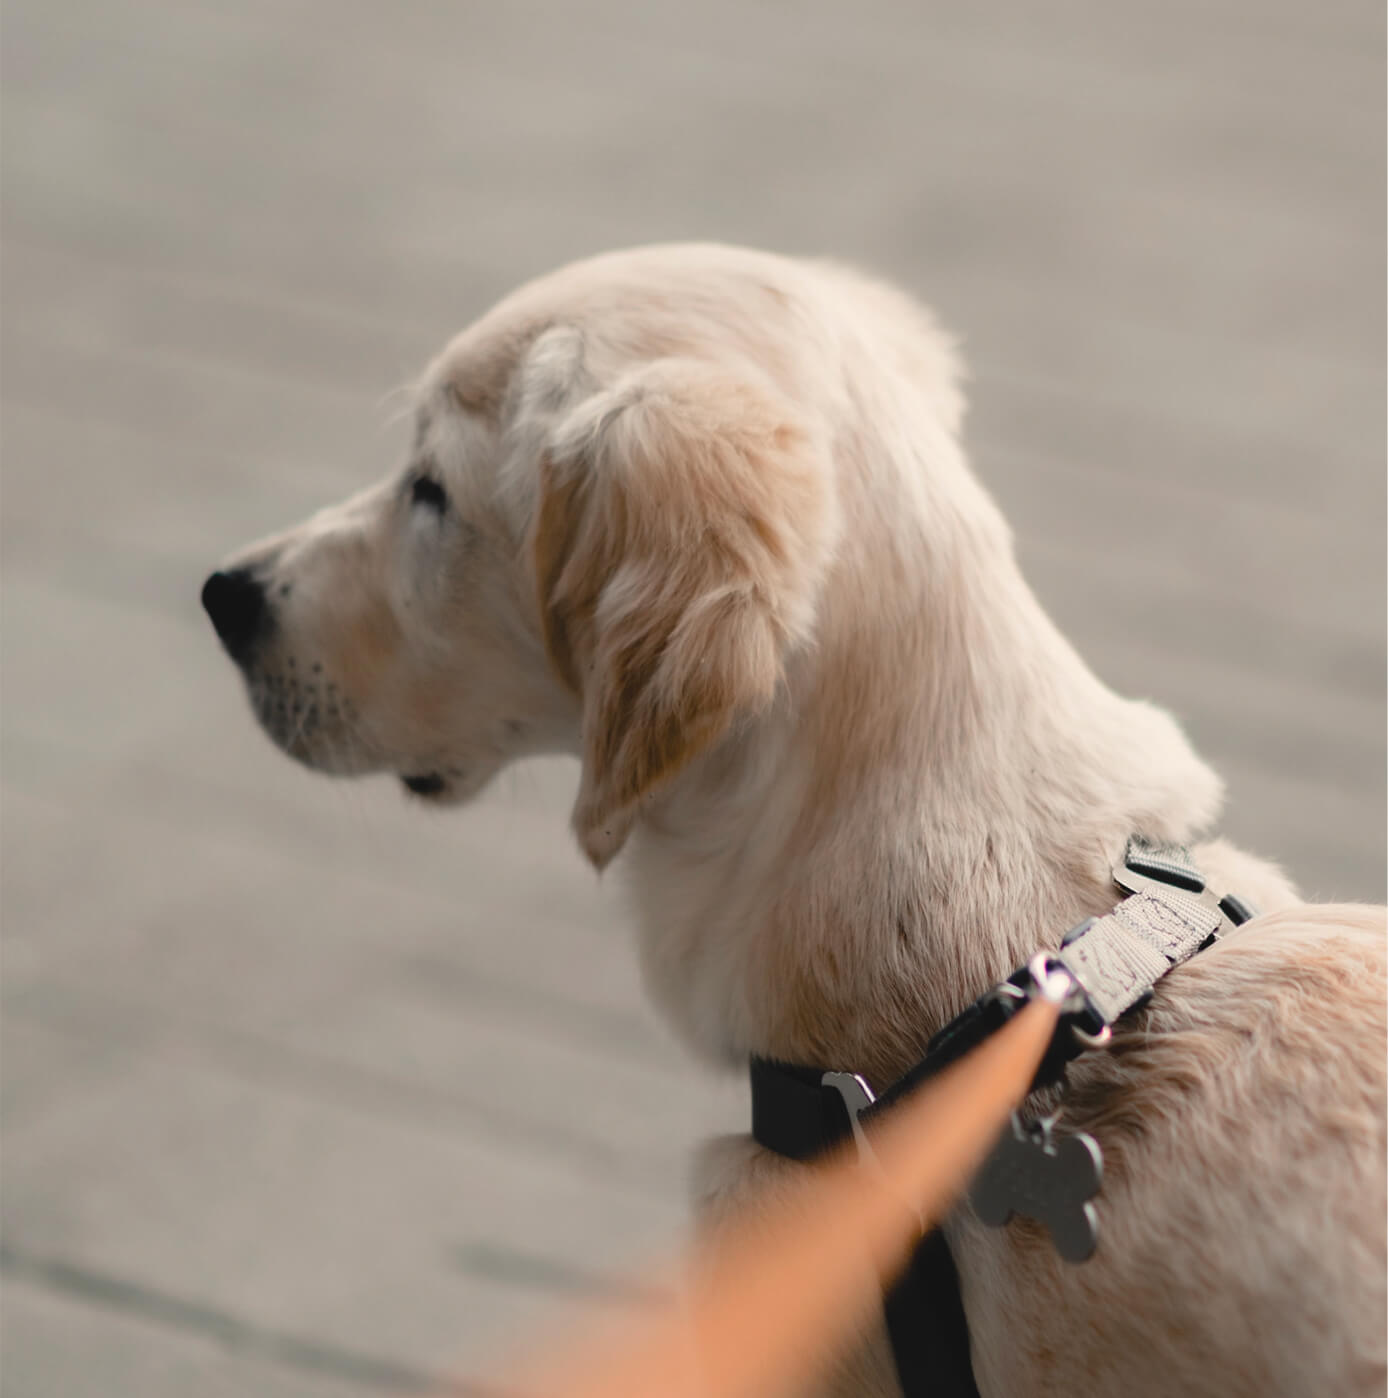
748 836 1258 1398
1054 839 1231 1028
1058 887 1216 1022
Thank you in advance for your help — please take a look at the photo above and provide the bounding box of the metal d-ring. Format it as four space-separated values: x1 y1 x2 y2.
1026 952 1078 1007
1025 952 1113 1051
1070 1022 1112 1050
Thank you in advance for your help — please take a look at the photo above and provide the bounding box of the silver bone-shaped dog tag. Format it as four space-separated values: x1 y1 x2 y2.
969 1112 1102 1262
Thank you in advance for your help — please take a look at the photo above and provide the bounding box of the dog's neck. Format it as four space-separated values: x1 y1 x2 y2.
621 479 1226 1084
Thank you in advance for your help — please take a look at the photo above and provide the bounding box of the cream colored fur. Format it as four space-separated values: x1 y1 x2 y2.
212 244 1387 1396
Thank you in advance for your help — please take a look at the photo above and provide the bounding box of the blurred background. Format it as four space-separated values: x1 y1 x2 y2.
1 1 1382 1393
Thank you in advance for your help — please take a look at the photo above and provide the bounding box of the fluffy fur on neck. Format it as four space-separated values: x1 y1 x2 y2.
613 286 1246 1084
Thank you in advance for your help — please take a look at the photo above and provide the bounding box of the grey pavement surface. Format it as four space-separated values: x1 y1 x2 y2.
1 0 1383 1393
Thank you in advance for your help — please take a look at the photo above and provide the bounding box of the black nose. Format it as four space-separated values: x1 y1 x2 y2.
201 568 268 662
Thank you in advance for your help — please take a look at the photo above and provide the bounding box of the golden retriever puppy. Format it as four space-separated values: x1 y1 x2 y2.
203 244 1386 1396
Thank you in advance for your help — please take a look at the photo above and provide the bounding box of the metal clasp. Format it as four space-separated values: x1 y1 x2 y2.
820 1070 878 1167
822 1070 925 1228
1025 952 1078 1007
1027 952 1112 1050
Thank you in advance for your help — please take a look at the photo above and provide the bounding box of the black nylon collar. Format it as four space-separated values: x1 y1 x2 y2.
748 1058 856 1161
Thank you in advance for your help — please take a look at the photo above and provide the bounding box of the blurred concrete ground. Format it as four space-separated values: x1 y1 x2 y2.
1 0 1382 1392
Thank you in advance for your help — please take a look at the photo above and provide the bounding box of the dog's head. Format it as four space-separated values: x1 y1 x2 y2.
204 250 837 866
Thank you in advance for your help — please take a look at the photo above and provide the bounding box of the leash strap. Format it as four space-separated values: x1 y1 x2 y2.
748 837 1255 1398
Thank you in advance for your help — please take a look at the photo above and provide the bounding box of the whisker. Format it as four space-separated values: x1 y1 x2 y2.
378 382 420 429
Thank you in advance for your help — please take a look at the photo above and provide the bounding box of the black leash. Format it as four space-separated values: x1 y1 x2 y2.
749 837 1256 1397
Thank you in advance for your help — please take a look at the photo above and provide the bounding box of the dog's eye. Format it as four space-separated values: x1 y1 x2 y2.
410 475 448 513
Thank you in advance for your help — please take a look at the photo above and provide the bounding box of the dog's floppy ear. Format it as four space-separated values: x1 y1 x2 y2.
532 359 833 868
